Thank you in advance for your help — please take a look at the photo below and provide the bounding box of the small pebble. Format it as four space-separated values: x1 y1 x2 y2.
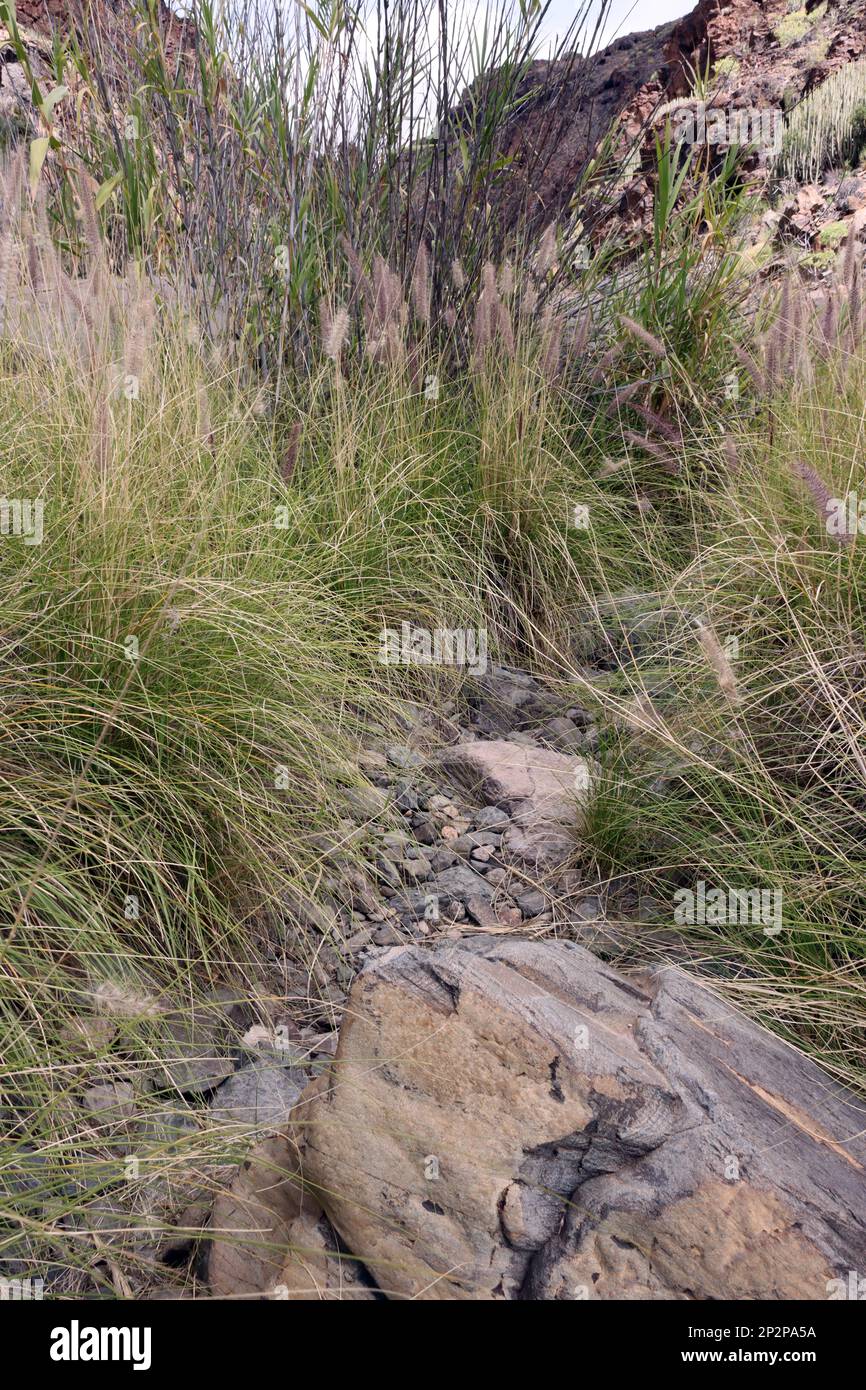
372 922 404 947
358 748 388 772
386 744 423 770
376 856 402 889
412 815 438 845
430 849 458 871
451 836 475 855
484 868 509 888
516 888 547 916
394 783 420 812
400 857 432 882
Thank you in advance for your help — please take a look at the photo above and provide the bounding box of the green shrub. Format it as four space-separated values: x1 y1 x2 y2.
818 219 849 248
774 4 824 48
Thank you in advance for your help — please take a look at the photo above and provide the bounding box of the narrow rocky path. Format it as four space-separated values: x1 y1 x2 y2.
343 665 603 943
290 661 685 1032
43 663 866 1302
22 665 692 1298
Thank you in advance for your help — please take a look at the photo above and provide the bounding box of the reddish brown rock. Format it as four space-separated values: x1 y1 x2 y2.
454 0 866 242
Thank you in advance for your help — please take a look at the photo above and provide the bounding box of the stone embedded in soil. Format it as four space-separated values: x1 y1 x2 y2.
373 922 404 947
429 849 458 871
394 782 420 811
537 715 587 754
379 884 422 913
464 666 565 735
465 897 521 930
345 926 374 953
81 1081 136 1122
429 863 494 904
502 822 575 871
450 835 476 855
276 1196 378 1300
573 895 603 921
398 856 432 883
343 869 382 917
209 1062 306 1131
380 831 411 860
464 830 502 848
515 887 547 916
483 868 510 889
438 739 593 873
411 814 438 845
358 748 388 774
438 739 592 826
203 1130 377 1300
282 887 337 935
343 784 390 820
386 743 423 770
80 1081 138 1154
375 856 403 890
134 1107 200 1149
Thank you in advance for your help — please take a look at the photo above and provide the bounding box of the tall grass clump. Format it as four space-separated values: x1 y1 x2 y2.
776 59 866 182
569 248 866 1093
31 0 631 376
1 156 617 1291
0 165 447 1291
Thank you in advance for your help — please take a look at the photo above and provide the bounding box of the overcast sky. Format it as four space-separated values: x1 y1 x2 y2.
209 2 697 53
539 0 694 51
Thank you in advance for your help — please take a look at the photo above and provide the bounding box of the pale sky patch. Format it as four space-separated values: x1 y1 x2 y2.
539 0 695 53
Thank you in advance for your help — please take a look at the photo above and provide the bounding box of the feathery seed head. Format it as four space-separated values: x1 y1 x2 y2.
534 221 557 278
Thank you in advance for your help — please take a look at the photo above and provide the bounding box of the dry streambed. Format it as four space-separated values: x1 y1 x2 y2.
20 666 866 1299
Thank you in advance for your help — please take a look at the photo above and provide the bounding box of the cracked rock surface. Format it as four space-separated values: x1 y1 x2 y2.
294 938 866 1300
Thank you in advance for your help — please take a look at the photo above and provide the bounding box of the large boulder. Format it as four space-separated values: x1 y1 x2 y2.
293 939 866 1300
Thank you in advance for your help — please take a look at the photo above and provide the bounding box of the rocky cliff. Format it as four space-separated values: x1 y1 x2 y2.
454 0 866 240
